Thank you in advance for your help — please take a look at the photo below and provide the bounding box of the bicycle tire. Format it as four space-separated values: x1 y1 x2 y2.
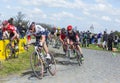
5 44 12 60
48 53 56 76
76 51 82 66
67 49 71 59
30 52 44 79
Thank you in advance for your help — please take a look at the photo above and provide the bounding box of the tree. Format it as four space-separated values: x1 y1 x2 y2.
14 12 29 28
114 30 120 37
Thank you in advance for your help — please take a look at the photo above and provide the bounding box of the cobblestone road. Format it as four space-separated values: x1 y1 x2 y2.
0 46 120 83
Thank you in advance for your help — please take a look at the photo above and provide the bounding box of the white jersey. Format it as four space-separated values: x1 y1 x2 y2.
34 25 45 35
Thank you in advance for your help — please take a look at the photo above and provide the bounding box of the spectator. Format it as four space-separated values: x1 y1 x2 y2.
97 32 102 47
86 30 91 47
108 31 114 51
17 22 27 38
94 34 98 44
102 31 108 50
114 35 118 49
91 34 95 44
79 31 83 44
82 31 87 47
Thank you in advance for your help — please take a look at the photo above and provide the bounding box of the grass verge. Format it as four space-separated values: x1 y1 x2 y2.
0 46 34 77
82 44 120 53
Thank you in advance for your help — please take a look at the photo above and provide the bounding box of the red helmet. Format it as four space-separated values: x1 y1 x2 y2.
67 25 72 31
2 20 8 25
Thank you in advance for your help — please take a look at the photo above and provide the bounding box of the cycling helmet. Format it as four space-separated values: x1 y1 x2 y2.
57 27 61 30
67 25 72 31
61 28 65 31
61 28 66 33
2 20 8 25
29 22 35 30
31 22 35 24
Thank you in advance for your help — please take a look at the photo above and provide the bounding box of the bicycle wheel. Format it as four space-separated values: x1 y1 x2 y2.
76 51 82 66
67 49 71 59
48 53 56 76
30 52 44 79
5 44 12 60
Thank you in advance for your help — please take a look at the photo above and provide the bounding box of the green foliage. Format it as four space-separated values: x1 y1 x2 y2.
14 12 29 28
114 31 120 37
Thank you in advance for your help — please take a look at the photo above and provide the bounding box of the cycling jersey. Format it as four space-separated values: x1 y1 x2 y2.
29 25 46 44
60 32 66 40
50 28 56 35
67 31 78 42
56 30 61 36
34 25 45 35
2 24 16 33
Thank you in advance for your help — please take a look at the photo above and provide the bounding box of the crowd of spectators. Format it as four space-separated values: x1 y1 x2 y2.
78 30 120 51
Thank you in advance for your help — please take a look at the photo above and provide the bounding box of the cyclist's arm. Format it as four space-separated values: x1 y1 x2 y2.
76 34 79 42
66 36 70 44
59 34 64 44
11 31 17 40
59 35 64 44
2 31 6 39
40 35 46 45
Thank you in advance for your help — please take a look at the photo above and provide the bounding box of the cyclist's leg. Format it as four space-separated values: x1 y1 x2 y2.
76 44 84 60
16 33 20 45
43 40 51 59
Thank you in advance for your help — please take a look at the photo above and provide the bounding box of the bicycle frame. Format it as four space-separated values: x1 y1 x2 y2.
35 46 42 59
65 42 82 66
5 39 19 60
30 43 56 78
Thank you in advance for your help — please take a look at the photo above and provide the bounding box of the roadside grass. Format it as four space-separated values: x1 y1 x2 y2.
82 44 120 53
0 46 34 77
87 44 103 50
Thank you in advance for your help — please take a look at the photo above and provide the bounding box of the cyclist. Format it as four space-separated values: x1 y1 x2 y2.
66 25 84 60
59 28 67 53
2 20 19 48
29 22 51 60
49 27 56 47
54 27 61 48
56 27 61 37
44 28 50 47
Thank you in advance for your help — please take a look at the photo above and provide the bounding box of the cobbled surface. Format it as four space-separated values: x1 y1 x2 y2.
0 45 120 83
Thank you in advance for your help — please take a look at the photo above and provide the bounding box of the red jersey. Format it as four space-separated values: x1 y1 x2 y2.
2 24 16 33
60 33 66 40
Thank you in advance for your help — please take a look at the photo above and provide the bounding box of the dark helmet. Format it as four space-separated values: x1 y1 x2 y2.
61 28 65 31
61 28 66 33
29 22 35 30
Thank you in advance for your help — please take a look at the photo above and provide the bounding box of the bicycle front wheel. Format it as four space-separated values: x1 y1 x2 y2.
76 51 82 66
48 53 56 76
30 52 44 79
5 44 12 60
